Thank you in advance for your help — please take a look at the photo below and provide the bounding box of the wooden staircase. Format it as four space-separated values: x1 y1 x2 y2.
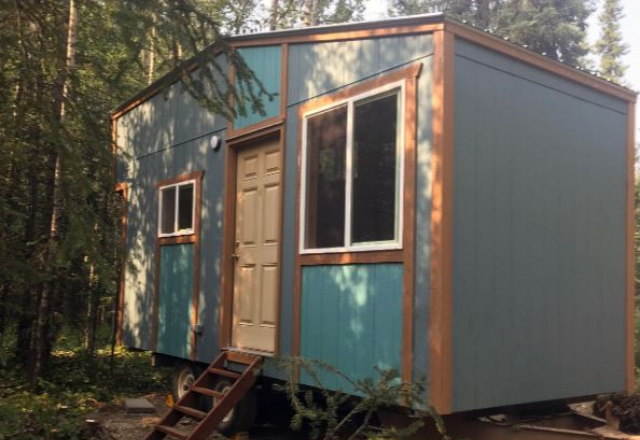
145 351 262 440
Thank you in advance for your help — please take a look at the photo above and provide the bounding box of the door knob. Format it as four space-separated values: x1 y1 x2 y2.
231 253 239 261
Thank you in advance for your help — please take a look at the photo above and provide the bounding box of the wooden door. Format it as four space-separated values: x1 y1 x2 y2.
231 137 281 353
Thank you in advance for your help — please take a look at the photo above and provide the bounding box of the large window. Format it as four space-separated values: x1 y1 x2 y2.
158 180 196 237
301 83 403 252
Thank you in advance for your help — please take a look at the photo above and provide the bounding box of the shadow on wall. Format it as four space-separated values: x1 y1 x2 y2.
117 60 228 358
300 264 404 393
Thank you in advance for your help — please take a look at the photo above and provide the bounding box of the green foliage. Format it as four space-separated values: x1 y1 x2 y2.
595 0 629 83
0 342 169 440
273 357 457 440
387 0 595 68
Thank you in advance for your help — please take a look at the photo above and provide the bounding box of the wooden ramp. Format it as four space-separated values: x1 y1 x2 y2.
145 351 262 440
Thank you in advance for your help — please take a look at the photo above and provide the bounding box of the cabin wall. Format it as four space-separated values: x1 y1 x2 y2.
281 34 434 388
116 60 228 362
450 39 629 412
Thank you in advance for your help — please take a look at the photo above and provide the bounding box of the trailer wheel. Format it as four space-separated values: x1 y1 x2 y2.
200 377 257 436
171 362 198 402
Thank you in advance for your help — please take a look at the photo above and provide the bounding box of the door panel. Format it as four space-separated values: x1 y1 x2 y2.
232 137 281 353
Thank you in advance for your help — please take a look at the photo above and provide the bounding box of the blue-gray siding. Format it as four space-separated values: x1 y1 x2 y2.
451 39 629 411
121 133 226 363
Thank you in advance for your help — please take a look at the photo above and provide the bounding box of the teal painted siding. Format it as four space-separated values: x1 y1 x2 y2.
300 264 403 391
235 46 281 129
157 243 194 359
451 39 628 411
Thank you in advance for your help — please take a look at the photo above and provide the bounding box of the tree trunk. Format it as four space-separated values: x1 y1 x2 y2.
268 0 278 30
147 14 156 86
29 0 77 387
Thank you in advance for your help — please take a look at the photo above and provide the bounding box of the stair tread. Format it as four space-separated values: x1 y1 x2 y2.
156 425 188 440
208 367 241 379
191 386 224 398
174 405 206 420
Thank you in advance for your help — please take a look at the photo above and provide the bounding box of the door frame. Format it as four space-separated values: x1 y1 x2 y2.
220 123 286 355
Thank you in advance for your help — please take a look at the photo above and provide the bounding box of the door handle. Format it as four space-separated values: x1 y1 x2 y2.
231 253 239 261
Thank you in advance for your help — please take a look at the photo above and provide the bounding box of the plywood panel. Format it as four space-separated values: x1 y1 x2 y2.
235 46 282 129
300 264 403 392
157 243 194 359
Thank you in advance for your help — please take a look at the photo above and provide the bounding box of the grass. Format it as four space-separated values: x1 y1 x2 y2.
0 328 170 440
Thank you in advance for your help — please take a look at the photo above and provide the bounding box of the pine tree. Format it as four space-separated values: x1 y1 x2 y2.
387 0 596 68
595 0 628 83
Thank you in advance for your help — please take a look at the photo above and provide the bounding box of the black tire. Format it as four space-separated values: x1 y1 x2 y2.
200 377 257 436
171 362 199 403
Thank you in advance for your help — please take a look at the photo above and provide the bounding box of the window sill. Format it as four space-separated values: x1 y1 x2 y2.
299 249 403 266
157 234 196 245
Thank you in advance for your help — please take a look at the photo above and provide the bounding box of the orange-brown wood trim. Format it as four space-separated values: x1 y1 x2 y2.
226 117 284 144
232 22 445 48
280 43 289 117
114 182 128 346
429 29 454 414
298 63 423 117
300 250 404 266
401 72 419 385
111 118 118 181
191 175 203 361
152 171 204 358
219 144 237 350
292 59 423 383
444 20 636 103
219 128 285 353
156 170 204 189
626 102 636 393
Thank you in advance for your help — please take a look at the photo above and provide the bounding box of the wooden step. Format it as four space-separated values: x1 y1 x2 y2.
174 405 206 420
155 425 188 440
191 386 224 398
208 367 240 379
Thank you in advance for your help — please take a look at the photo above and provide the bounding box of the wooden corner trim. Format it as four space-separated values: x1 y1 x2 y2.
444 20 637 103
115 182 128 346
429 29 454 415
626 102 635 393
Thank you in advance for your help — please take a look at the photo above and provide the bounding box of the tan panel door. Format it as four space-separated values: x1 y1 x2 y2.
232 138 281 353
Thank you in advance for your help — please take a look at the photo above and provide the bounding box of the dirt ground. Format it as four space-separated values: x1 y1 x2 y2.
89 394 294 440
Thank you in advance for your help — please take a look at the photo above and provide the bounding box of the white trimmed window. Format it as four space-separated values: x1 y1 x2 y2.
301 82 404 253
158 180 196 237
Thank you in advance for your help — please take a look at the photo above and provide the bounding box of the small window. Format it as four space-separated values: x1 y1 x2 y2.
302 83 403 252
159 180 196 237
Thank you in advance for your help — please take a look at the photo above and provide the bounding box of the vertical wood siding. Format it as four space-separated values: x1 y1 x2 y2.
451 39 628 411
120 133 226 362
287 35 433 105
234 46 282 129
157 244 194 359
300 264 403 390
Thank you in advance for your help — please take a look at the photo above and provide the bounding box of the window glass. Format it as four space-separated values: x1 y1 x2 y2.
161 186 176 235
351 94 398 244
178 183 194 231
304 106 347 249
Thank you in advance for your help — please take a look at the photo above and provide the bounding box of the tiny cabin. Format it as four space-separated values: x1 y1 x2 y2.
112 13 636 421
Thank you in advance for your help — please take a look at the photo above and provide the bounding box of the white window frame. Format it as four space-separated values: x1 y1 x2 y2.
299 80 406 254
157 179 197 238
